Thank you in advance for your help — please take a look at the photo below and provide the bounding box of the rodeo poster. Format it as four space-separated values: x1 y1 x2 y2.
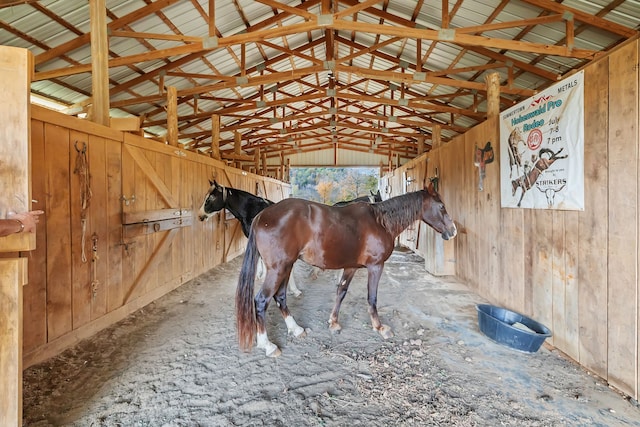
499 70 584 210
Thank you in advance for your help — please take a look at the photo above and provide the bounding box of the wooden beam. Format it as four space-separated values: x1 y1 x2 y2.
208 0 215 36
109 30 200 43
331 19 597 59
484 72 500 118
210 114 221 160
89 0 110 126
166 86 178 146
455 14 566 34
255 0 317 20
521 0 637 38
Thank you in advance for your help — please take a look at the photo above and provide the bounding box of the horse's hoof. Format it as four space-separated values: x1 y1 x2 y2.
289 290 302 297
266 346 282 357
378 325 394 339
290 326 306 338
329 321 342 333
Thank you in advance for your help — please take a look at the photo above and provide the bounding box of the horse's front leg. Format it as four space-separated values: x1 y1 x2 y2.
273 276 306 339
366 264 394 339
328 268 357 333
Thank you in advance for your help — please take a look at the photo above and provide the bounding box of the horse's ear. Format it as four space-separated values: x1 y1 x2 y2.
209 179 214 186
426 181 437 195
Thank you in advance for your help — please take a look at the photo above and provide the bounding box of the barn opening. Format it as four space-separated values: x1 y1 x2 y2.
290 167 380 204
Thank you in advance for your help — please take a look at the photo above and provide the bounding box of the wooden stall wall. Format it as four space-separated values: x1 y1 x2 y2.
23 106 290 368
380 144 456 276
384 39 640 400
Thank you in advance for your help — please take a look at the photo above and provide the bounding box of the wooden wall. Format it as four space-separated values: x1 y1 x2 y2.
23 105 290 368
383 38 640 400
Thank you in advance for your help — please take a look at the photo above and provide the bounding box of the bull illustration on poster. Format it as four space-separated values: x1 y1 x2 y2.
500 70 584 210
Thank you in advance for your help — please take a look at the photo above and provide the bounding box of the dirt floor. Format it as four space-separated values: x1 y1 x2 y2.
23 248 640 426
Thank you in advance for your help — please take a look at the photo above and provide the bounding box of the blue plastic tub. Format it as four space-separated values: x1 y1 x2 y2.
476 304 552 353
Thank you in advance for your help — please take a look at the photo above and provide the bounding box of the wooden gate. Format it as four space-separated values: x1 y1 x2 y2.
120 136 192 303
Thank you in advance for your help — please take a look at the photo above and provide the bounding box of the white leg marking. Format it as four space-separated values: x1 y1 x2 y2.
288 273 302 297
285 315 306 337
256 331 280 357
256 257 266 281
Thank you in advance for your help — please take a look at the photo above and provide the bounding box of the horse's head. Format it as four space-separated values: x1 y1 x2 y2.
198 180 227 221
421 183 457 240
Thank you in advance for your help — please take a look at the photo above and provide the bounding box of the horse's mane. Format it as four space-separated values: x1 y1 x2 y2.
224 186 272 206
371 190 426 236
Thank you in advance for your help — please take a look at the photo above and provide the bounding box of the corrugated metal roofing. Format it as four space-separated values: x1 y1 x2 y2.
0 0 638 169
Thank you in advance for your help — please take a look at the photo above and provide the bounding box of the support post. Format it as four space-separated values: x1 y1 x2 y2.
0 46 35 427
89 0 110 126
167 86 178 146
210 114 221 160
485 72 501 119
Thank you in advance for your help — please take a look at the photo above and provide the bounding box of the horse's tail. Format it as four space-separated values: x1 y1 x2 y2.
236 226 259 352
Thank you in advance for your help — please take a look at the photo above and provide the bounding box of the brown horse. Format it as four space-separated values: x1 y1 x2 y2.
236 184 457 357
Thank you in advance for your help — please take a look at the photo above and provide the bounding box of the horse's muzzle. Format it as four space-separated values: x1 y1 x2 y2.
441 225 457 240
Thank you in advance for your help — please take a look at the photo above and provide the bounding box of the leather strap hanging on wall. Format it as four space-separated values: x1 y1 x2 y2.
74 141 92 263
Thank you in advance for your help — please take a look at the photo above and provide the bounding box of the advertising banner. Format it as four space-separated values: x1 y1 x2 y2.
500 70 584 210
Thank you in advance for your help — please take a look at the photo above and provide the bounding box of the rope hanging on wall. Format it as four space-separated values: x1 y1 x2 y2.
74 141 92 263
91 232 100 299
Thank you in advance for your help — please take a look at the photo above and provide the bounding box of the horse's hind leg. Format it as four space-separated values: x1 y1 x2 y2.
328 268 357 333
254 271 283 358
287 263 303 297
366 264 394 339
273 278 306 339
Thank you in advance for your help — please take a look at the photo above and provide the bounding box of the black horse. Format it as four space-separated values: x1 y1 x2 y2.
197 180 304 295
333 189 382 206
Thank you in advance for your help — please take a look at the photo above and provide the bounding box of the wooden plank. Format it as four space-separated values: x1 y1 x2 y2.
529 209 554 340
578 57 609 379
178 157 194 282
45 123 73 341
23 119 47 353
551 211 568 351
120 135 137 309
607 41 638 398
31 105 123 142
0 46 34 252
110 117 140 132
106 140 124 313
69 131 92 329
0 258 27 427
123 217 191 238
123 208 187 224
142 149 158 297
563 210 580 361
88 135 109 320
637 40 640 404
